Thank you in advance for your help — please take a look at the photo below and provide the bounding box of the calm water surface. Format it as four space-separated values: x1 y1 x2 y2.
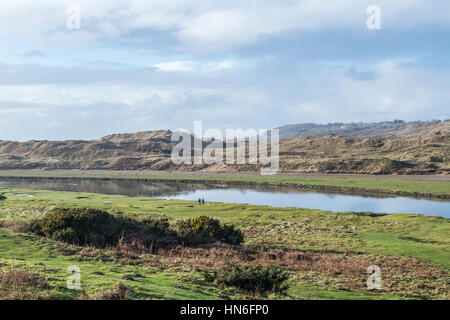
0 178 448 218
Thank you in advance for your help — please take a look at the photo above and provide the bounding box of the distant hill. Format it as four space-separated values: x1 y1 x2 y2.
0 121 448 175
0 130 176 171
277 120 449 139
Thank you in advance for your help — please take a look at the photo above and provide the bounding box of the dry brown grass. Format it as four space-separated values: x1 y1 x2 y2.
60 238 449 280
156 244 366 274
155 244 450 299
0 268 49 299
0 220 22 231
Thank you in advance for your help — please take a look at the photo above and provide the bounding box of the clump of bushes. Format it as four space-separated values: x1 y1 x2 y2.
202 261 289 295
21 209 243 248
21 208 175 247
0 193 6 201
175 215 243 245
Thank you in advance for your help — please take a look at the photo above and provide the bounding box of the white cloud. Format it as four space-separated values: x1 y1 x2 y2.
0 56 448 141
286 58 450 122
0 1 449 140
43 120 67 128
153 60 236 72
1 0 450 51
18 50 46 58
0 82 231 110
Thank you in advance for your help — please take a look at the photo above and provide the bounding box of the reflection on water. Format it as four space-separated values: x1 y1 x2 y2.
0 178 448 218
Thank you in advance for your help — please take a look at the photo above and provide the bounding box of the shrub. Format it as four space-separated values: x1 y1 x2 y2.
19 219 44 236
0 193 6 201
202 261 289 295
22 209 243 248
23 208 176 247
175 215 243 245
38 208 119 246
52 227 78 244
140 216 171 236
429 155 443 163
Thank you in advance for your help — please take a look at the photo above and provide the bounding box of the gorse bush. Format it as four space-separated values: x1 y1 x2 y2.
22 208 175 247
175 215 243 245
22 209 243 248
202 261 289 295
38 208 114 240
52 227 78 243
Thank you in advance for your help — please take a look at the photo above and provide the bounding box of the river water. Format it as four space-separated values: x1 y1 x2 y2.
0 178 448 217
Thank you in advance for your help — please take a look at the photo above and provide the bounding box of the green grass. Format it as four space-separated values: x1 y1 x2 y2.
287 282 404 300
361 232 449 266
0 228 231 300
0 187 448 300
0 170 449 198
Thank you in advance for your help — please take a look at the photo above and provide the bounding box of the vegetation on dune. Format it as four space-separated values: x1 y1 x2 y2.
277 120 448 140
0 120 448 175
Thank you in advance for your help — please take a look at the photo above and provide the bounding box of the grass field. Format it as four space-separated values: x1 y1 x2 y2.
0 171 449 199
0 186 448 300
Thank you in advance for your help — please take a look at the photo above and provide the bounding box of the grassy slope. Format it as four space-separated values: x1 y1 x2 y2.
0 187 448 300
0 171 449 198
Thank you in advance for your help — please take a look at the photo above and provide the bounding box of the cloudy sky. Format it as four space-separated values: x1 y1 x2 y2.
1 0 449 141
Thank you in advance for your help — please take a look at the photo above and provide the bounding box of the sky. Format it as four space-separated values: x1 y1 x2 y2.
0 0 449 141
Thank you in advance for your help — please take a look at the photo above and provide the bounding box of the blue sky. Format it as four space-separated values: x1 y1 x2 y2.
0 0 449 141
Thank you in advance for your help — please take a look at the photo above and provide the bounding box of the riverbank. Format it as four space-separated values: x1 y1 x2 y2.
0 170 449 200
0 187 448 300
